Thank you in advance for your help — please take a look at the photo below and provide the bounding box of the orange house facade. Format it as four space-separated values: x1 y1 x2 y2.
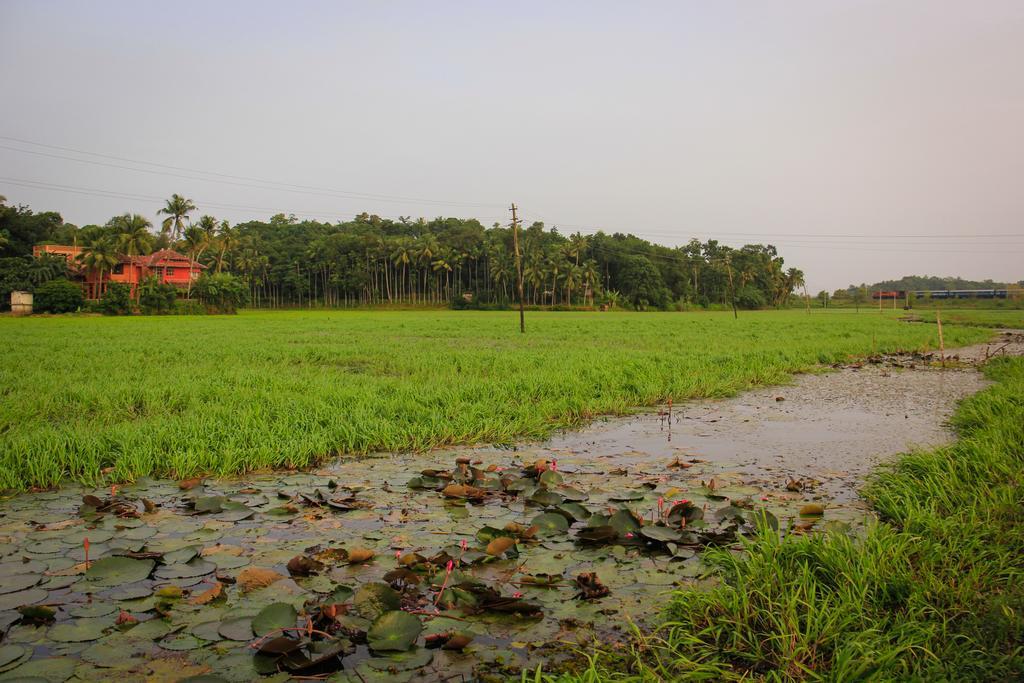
34 245 205 299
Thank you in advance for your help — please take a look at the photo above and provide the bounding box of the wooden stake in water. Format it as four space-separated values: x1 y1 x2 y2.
937 309 946 367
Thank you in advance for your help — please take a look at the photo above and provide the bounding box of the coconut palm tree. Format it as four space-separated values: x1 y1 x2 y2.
182 226 212 297
110 213 154 257
391 237 414 302
157 194 196 242
76 236 119 299
564 264 582 306
196 215 218 239
783 268 805 306
213 222 238 273
582 259 600 307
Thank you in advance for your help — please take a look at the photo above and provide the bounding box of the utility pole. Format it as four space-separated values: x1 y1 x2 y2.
725 256 738 319
510 203 525 333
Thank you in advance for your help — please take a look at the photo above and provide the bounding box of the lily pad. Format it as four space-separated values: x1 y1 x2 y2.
83 557 155 587
252 602 297 636
154 559 216 580
364 647 434 671
354 583 401 620
529 513 569 536
0 645 28 671
367 611 423 652
48 619 110 642
217 617 253 641
0 656 77 681
0 576 39 595
0 589 49 612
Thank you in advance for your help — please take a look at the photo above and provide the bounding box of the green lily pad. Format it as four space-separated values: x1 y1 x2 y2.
0 576 40 595
83 557 155 587
69 603 117 619
80 639 148 667
162 546 200 564
154 559 216 580
158 634 208 651
639 525 683 543
0 645 28 671
0 561 45 578
530 512 569 536
0 656 77 681
0 589 49 612
608 491 644 502
193 496 227 513
24 540 63 555
367 611 422 652
364 647 434 671
608 509 642 537
217 617 253 641
252 602 297 636
48 618 110 642
354 583 401 620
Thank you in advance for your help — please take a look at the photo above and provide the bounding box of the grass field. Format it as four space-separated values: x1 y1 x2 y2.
0 309 993 491
557 355 1024 682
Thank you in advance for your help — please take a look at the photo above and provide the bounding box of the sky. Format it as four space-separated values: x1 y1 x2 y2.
1 0 1022 291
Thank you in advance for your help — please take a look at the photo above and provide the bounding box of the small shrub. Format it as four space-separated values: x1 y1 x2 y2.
174 299 206 315
735 285 767 310
99 282 133 315
193 273 248 314
138 277 178 315
33 278 83 313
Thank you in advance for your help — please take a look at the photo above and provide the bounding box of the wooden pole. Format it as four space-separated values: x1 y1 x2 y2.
510 203 525 334
726 257 738 319
937 308 945 367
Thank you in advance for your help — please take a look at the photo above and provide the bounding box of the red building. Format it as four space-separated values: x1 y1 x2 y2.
34 245 205 299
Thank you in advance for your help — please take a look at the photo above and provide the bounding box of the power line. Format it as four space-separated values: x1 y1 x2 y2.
0 177 508 224
0 139 505 209
520 210 1024 240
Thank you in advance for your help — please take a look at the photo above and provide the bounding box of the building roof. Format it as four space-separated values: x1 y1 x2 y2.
136 249 204 267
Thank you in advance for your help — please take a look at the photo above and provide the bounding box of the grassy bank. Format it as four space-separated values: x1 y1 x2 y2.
0 310 989 490
559 356 1024 681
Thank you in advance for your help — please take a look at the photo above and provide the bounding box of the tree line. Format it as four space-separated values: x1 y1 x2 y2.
1 194 806 310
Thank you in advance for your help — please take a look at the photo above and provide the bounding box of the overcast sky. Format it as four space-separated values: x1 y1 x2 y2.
1 1 1022 291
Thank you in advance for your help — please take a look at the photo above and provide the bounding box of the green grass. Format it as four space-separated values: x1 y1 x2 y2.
0 309 990 491
911 308 1024 329
552 356 1024 682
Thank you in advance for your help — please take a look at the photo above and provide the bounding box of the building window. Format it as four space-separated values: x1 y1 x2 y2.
113 263 124 274
165 267 175 276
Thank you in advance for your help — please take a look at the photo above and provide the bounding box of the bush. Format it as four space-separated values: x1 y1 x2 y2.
33 278 84 313
0 257 31 311
174 299 206 315
735 285 767 310
192 273 248 314
138 277 178 315
99 282 133 315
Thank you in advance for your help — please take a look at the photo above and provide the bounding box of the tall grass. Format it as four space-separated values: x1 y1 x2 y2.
0 309 988 490
553 356 1024 681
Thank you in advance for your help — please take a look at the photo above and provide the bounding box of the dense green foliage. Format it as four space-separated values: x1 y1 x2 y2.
555 357 1024 682
842 274 1021 294
32 278 83 313
0 253 69 310
137 277 177 315
99 282 132 315
0 310 987 490
1 195 805 311
192 272 248 313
